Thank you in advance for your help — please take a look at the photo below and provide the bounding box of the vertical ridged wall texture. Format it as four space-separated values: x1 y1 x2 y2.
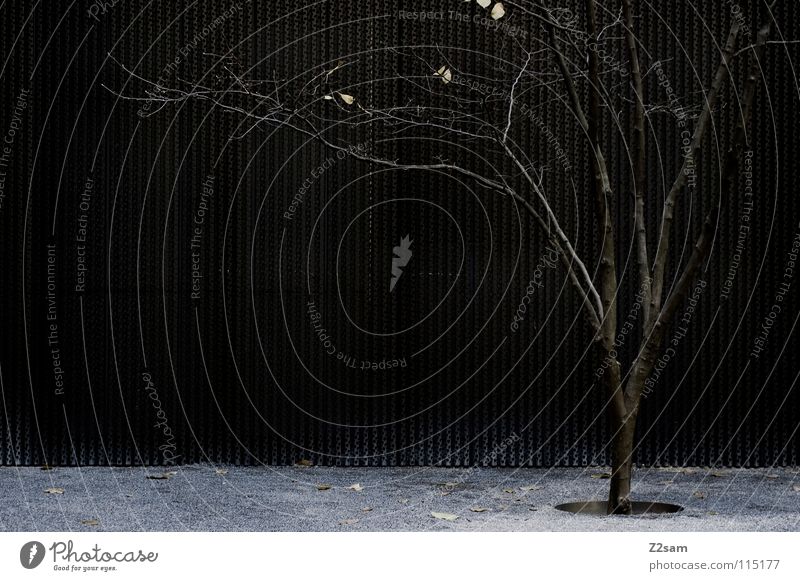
0 1 798 466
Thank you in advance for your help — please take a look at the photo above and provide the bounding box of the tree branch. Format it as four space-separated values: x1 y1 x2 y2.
582 0 619 341
504 50 532 143
648 21 740 332
626 13 771 410
583 0 627 422
494 133 605 322
622 0 652 325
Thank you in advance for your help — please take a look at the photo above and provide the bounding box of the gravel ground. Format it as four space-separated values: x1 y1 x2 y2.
1 465 798 532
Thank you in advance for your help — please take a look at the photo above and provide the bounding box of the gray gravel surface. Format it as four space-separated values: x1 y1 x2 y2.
1 465 798 531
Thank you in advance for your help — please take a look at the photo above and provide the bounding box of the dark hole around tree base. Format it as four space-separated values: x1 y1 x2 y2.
555 501 684 515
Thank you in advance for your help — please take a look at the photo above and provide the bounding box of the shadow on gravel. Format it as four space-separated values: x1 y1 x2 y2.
555 501 683 515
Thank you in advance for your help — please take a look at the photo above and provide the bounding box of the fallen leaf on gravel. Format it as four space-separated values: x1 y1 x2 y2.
295 459 313 467
339 518 359 526
503 488 515 494
146 471 177 480
215 469 228 476
44 487 64 494
520 485 542 492
693 491 707 500
347 483 364 492
80 519 100 526
398 498 408 504
765 474 780 479
792 485 800 492
528 506 538 511
431 511 459 521
315 484 332 491
41 465 53 471
361 507 373 512
591 473 611 479
707 511 719 515
659 467 697 475
710 470 728 477
438 482 460 489
469 507 489 513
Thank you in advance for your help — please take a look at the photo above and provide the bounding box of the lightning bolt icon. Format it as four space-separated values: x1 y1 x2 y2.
390 235 413 292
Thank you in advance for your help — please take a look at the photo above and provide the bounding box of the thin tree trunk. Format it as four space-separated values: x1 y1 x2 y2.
608 408 637 515
598 344 634 515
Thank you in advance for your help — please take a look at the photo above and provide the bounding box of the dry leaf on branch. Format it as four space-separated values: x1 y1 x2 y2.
490 3 506 20
434 66 452 84
477 0 491 8
431 511 459 521
337 93 355 105
44 487 64 494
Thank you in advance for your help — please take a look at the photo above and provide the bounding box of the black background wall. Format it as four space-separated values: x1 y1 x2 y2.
1 0 798 467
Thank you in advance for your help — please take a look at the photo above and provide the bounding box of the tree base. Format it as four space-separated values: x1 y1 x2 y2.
555 500 683 515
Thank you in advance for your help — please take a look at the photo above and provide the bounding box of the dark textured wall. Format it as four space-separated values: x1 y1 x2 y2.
1 1 798 467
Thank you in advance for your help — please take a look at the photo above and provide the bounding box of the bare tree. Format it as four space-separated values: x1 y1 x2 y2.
119 0 778 514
